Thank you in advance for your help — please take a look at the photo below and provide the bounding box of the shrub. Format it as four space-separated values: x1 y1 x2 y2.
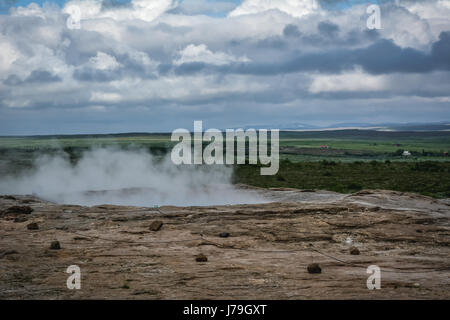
347 183 363 191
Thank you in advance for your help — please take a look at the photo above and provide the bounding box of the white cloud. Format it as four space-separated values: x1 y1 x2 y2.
3 99 31 108
309 69 387 93
11 2 47 18
81 18 124 41
90 91 122 102
401 0 450 40
378 3 434 49
175 44 250 65
88 51 122 70
62 0 177 22
403 0 450 21
228 0 320 18
0 38 19 74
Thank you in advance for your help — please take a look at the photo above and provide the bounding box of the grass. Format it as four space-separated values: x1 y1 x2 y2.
0 135 172 149
233 160 450 198
1 130 448 156
280 139 449 153
279 130 450 154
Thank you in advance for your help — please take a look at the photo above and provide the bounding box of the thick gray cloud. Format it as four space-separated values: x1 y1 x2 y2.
166 33 449 76
25 70 62 83
168 0 237 16
283 24 301 37
101 0 132 10
432 31 450 68
4 70 61 85
318 21 339 37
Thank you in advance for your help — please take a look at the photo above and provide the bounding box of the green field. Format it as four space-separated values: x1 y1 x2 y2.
0 134 172 150
2 129 448 156
1 130 449 198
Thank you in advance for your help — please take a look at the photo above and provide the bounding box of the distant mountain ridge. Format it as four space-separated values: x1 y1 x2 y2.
237 122 450 132
1 122 449 138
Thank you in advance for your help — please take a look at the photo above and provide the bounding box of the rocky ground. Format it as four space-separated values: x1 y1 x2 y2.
0 188 449 299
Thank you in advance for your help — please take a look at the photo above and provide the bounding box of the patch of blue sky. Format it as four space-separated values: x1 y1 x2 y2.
0 0 63 14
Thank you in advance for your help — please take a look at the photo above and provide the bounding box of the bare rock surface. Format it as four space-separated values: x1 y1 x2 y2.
0 189 449 299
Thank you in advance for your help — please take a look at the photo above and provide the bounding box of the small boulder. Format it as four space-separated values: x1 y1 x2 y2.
50 241 61 250
350 247 360 255
195 254 208 262
5 206 33 215
27 222 39 230
307 263 321 274
219 232 230 238
149 221 163 231
1 195 16 200
0 250 18 259
14 216 28 223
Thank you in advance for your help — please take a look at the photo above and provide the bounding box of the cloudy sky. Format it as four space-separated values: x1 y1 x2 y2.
0 0 449 134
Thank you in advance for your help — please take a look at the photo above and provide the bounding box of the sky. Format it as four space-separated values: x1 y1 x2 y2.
0 0 449 135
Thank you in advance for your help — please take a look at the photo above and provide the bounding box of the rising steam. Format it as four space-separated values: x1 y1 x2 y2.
0 147 267 207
